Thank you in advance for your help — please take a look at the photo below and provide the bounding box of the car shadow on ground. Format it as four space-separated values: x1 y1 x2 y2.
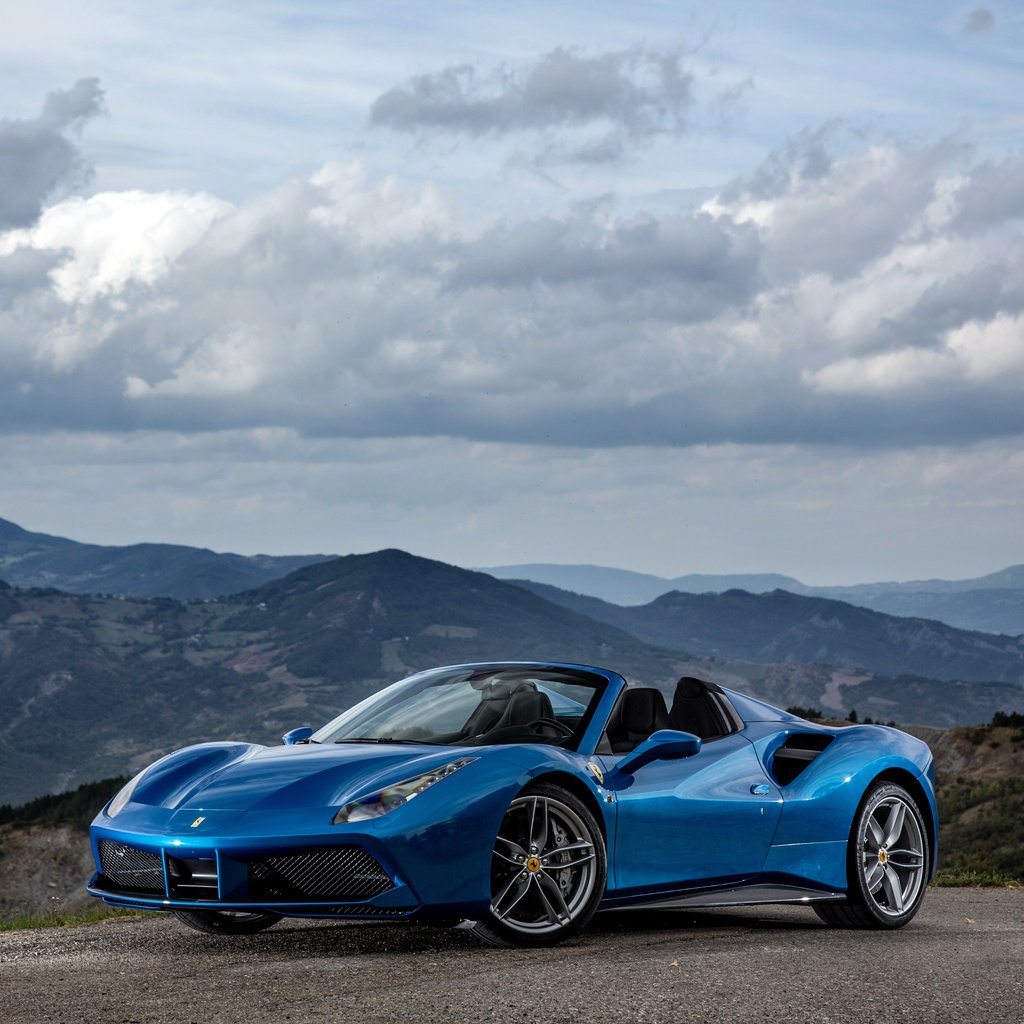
136 903 825 960
587 906 826 938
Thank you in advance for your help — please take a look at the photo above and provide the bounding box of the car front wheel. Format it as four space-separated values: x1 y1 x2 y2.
472 782 607 947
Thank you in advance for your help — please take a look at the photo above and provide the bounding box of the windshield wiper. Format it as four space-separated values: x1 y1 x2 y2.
334 737 435 745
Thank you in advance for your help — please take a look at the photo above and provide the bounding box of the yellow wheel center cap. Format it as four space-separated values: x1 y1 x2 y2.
878 849 888 864
526 856 542 873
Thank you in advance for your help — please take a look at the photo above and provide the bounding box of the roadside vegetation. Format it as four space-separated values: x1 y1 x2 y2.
0 904 147 932
0 776 128 832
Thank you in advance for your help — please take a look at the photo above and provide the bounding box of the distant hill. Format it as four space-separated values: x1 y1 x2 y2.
481 562 805 605
510 580 1024 685
0 516 333 599
831 564 1024 595
485 561 1024 635
831 588 1024 636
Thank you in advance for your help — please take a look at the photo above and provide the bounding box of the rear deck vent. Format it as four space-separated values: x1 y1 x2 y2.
771 734 834 786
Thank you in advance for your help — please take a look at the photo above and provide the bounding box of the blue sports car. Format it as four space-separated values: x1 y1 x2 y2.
87 662 937 946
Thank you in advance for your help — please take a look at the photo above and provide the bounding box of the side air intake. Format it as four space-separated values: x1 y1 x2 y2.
770 734 833 786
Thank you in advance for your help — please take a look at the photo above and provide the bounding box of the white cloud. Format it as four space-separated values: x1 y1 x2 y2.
806 314 1024 396
1 128 1023 447
0 189 230 305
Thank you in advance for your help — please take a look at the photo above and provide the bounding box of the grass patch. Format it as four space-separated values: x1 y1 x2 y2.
932 870 1022 887
0 904 152 932
931 849 1024 888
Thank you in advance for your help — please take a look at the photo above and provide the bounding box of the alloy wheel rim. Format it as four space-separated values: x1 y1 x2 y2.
489 794 597 934
860 795 925 917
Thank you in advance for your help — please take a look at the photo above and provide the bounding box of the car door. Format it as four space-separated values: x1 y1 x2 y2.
607 732 783 895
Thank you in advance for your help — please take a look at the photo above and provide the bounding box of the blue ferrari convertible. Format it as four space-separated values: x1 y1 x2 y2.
88 662 937 946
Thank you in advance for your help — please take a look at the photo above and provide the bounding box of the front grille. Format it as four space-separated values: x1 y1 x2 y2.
167 856 218 899
248 847 393 901
98 840 165 894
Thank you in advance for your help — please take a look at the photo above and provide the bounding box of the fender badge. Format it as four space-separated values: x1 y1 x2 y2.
586 762 604 785
190 816 206 828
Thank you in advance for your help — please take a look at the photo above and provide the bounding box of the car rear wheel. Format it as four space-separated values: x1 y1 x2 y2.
173 909 281 935
814 781 929 929
472 782 607 947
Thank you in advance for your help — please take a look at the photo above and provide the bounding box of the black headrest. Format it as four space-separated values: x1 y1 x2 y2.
477 679 534 700
621 688 669 732
496 687 554 728
675 676 708 699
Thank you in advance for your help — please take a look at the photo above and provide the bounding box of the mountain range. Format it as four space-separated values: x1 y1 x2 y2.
3 516 1022 635
483 562 1024 635
2 548 1024 804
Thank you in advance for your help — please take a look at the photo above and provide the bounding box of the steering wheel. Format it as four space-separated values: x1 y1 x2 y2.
530 717 575 738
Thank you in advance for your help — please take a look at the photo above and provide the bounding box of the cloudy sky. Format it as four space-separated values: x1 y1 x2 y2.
1 1 1022 584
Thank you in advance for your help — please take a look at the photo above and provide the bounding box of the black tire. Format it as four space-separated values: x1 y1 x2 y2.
472 782 607 947
173 909 281 935
814 781 930 929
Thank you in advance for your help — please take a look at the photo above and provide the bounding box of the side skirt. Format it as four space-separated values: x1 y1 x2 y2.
604 883 845 911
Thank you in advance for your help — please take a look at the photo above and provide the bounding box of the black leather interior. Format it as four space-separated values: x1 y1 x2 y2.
492 687 555 731
607 688 672 752
459 681 554 739
460 682 519 737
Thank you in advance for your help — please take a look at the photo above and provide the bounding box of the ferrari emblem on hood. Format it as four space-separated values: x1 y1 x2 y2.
190 816 206 828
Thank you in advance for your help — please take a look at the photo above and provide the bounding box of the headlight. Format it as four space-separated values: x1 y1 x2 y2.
106 769 148 818
333 757 476 824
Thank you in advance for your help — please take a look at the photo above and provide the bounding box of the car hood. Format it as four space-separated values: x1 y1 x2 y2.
130 741 468 813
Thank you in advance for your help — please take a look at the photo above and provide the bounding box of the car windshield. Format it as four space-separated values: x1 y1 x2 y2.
312 665 607 750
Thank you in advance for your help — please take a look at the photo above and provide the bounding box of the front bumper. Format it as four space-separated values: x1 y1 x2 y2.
87 830 427 918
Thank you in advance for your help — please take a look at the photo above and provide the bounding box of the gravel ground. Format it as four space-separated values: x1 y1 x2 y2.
1 889 1022 1024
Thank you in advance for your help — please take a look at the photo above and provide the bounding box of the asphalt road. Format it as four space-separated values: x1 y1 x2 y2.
1 889 1022 1024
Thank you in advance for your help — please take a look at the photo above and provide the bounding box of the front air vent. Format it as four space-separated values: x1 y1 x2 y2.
248 847 393 902
771 734 834 786
167 856 219 899
98 840 165 894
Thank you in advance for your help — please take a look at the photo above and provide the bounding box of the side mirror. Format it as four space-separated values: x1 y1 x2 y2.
282 726 314 745
615 729 701 775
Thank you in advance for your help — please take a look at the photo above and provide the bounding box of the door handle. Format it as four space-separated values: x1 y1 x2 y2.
750 783 771 795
